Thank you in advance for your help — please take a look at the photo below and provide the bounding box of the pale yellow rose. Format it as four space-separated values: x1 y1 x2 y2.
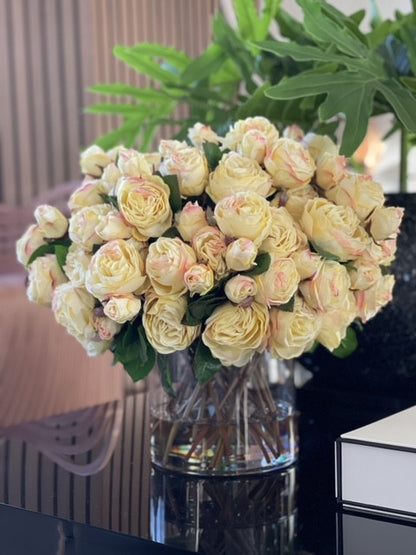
268 296 322 359
174 201 209 242
93 312 122 341
206 151 274 203
317 291 358 351
355 274 395 323
290 249 322 280
34 205 68 239
63 244 92 287
68 178 112 213
274 184 318 222
143 292 201 354
326 173 385 221
85 238 148 300
143 152 162 172
299 260 351 311
214 191 272 246
27 254 68 306
300 198 369 262
366 237 398 266
224 275 258 304
184 263 214 296
264 138 315 189
187 122 221 148
369 206 404 242
52 283 96 340
202 301 269 367
225 238 257 272
116 147 153 177
348 258 382 290
80 338 112 357
80 145 111 177
315 153 346 191
95 210 133 241
68 203 112 250
146 237 197 296
16 224 47 267
192 226 228 278
301 133 338 161
103 294 142 324
159 140 209 196
283 125 305 141
221 117 279 164
255 256 300 307
260 206 301 257
116 175 172 238
101 162 122 188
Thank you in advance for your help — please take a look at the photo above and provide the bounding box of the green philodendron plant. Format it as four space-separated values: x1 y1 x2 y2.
86 0 416 189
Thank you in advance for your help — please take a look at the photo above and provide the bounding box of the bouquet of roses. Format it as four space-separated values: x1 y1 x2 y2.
16 116 403 385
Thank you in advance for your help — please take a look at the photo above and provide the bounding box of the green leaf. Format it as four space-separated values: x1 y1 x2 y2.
277 295 295 312
128 42 191 71
100 194 119 210
255 40 346 64
194 339 222 385
330 326 358 358
181 44 227 85
27 243 56 265
88 83 183 102
84 103 150 116
160 174 182 213
376 80 416 133
156 353 176 397
183 290 227 326
113 45 180 85
244 252 271 277
234 0 262 40
112 322 155 382
55 244 69 272
202 142 224 170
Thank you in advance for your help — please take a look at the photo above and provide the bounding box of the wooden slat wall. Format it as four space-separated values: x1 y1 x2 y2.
0 0 219 206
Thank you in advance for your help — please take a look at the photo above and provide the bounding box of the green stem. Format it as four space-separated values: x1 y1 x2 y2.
400 125 408 193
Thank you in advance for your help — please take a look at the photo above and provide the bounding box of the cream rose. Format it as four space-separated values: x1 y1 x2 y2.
315 153 346 191
27 254 68 306
348 258 382 290
184 263 214 297
93 311 122 341
202 301 269 367
299 260 351 311
326 173 385 221
255 256 300 307
224 275 258 304
300 198 369 262
268 296 322 359
275 184 318 222
80 338 112 357
290 249 322 280
85 238 148 300
366 237 397 266
146 237 196 296
143 292 200 354
143 152 162 173
221 116 279 164
116 175 172 238
63 244 92 287
16 224 46 267
214 191 272 246
159 140 209 196
302 133 338 161
369 206 404 242
264 138 315 189
283 125 304 141
95 210 133 241
68 178 112 213
68 204 112 250
355 274 395 323
225 238 257 272
116 147 153 177
174 202 208 242
188 122 221 148
101 162 122 189
192 226 228 278
80 145 111 177
103 294 142 324
206 151 274 203
34 205 68 239
317 291 358 351
260 206 301 257
52 283 96 340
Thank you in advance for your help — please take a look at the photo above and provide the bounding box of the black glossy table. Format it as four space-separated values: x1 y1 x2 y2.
0 385 414 554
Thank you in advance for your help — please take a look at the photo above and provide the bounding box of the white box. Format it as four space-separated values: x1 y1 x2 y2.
335 405 416 519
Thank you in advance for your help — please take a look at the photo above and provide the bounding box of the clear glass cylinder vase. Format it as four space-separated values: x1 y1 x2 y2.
150 349 297 476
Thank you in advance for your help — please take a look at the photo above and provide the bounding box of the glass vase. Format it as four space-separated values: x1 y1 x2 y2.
150 349 297 476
